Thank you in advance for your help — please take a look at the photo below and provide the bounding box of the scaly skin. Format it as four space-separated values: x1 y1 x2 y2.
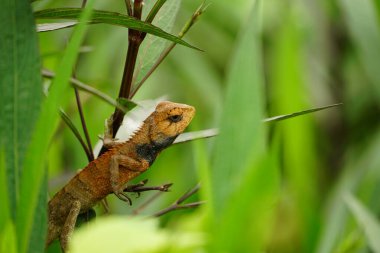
47 101 195 249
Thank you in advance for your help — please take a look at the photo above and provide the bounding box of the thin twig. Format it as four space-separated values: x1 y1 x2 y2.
42 69 127 112
132 191 164 215
152 183 204 217
124 0 132 16
153 201 205 217
59 109 93 161
124 183 172 193
130 1 209 97
73 87 94 161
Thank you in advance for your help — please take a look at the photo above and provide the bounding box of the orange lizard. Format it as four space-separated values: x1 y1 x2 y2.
46 101 195 250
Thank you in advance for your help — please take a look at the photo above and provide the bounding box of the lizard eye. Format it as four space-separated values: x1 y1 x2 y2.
168 114 182 123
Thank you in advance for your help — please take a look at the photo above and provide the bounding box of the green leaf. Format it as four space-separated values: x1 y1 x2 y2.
27 174 47 253
70 216 204 252
208 1 278 252
316 130 380 253
0 149 10 231
210 0 265 213
339 0 380 100
34 8 199 50
132 0 181 88
116 98 138 111
0 0 43 223
269 7 321 251
0 221 17 253
345 193 380 253
16 1 95 252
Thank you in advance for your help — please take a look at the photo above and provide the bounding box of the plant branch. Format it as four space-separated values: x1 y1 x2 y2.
42 69 127 112
111 0 145 137
124 183 172 193
124 0 132 16
132 191 164 215
130 1 208 97
152 183 204 217
73 87 94 161
59 109 93 161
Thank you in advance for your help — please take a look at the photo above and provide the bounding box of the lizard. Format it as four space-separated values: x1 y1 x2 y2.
46 101 195 251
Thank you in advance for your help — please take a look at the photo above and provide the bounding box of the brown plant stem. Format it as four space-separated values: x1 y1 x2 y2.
132 191 164 215
111 0 144 136
73 87 94 161
124 0 132 16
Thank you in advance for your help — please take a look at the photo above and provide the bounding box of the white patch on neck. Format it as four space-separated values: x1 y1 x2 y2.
93 97 167 158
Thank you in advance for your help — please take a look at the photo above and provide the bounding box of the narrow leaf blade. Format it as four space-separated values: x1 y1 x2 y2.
0 0 43 223
263 103 342 122
345 193 380 253
35 8 199 50
37 21 76 32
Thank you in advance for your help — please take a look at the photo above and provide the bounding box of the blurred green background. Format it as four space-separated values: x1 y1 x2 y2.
1 0 380 252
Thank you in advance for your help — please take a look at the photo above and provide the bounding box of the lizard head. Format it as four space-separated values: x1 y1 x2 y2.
148 101 195 146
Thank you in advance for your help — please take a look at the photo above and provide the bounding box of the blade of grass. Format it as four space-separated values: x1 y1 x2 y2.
0 221 17 253
211 0 265 212
263 103 342 122
174 104 341 144
345 193 380 253
316 130 380 253
26 173 47 253
270 8 320 252
16 1 95 252
35 8 199 50
0 149 10 232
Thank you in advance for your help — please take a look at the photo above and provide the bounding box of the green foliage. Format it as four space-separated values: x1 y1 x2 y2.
1 0 380 252
11 1 95 252
70 216 204 253
345 194 380 253
133 0 181 87
0 0 43 222
339 0 380 100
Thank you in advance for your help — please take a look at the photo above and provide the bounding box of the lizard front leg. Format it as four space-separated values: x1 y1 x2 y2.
101 117 120 149
109 154 149 205
60 200 81 252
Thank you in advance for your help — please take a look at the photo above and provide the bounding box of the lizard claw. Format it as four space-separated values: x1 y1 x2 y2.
114 191 132 205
